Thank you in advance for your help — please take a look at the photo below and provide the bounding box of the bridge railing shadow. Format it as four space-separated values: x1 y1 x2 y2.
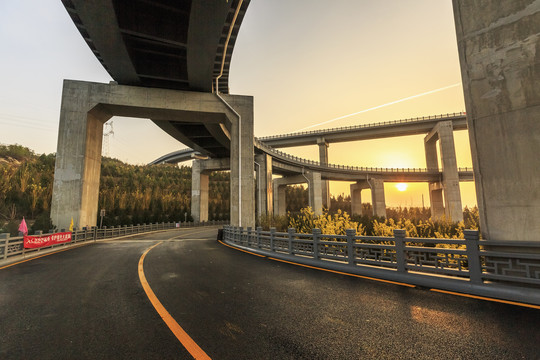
223 226 540 306
0 221 228 264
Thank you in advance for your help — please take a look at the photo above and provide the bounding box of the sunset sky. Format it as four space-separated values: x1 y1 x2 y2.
0 0 476 208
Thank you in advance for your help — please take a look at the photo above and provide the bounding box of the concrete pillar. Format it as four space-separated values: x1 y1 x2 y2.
371 178 387 218
51 82 111 230
350 179 386 217
438 122 462 221
273 181 287 216
255 153 273 218
350 183 363 216
51 80 253 229
317 138 330 208
224 95 255 228
307 171 323 216
191 160 209 222
453 0 540 241
424 121 463 221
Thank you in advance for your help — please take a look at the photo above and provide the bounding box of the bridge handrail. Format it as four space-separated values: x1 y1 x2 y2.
258 112 466 141
0 220 228 262
223 226 540 306
255 138 474 174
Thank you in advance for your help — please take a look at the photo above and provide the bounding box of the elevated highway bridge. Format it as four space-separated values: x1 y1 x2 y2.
259 113 467 148
49 0 540 243
150 114 473 220
6 1 540 357
52 0 470 228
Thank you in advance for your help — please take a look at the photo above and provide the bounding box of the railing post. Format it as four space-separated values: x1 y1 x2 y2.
270 227 276 252
393 229 406 273
288 228 295 255
313 228 321 260
238 227 244 245
256 226 262 249
1 233 9 260
346 229 356 265
464 230 482 284
246 227 252 247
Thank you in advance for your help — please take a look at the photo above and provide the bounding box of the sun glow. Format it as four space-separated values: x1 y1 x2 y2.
396 183 408 192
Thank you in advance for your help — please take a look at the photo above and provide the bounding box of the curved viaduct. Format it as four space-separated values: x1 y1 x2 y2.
51 0 540 242
151 113 473 221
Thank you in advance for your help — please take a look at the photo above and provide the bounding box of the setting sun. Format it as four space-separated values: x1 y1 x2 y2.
396 183 408 192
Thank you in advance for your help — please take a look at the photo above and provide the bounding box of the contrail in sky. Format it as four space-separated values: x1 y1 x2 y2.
296 83 462 132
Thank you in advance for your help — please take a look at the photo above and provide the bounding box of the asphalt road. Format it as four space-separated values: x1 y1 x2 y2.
1 227 538 359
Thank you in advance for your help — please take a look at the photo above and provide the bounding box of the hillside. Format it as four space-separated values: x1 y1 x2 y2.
0 144 229 234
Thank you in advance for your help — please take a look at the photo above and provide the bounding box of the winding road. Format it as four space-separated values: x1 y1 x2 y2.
1 227 538 359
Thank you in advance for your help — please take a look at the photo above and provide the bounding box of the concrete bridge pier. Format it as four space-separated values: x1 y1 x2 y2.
191 160 209 222
350 179 387 218
317 138 330 208
453 0 540 241
190 158 230 223
272 172 323 217
255 154 273 218
273 181 287 217
427 182 445 219
51 80 254 229
424 121 463 221
307 171 323 216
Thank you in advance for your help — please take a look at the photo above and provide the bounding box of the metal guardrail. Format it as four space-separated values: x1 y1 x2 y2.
223 226 540 305
258 112 467 141
0 221 228 262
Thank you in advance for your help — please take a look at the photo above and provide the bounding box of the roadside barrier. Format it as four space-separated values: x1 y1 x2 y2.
223 226 540 306
0 221 227 263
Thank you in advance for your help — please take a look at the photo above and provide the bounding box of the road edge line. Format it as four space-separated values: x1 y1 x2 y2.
218 240 540 309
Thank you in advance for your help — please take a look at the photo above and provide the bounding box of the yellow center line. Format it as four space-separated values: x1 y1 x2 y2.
138 241 211 360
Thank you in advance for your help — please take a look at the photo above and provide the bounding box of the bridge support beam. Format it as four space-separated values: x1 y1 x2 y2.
317 138 330 209
255 154 273 218
51 80 254 229
424 121 463 221
191 160 209 222
453 0 540 241
350 179 387 218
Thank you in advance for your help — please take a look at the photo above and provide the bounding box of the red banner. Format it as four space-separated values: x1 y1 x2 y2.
24 232 72 249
